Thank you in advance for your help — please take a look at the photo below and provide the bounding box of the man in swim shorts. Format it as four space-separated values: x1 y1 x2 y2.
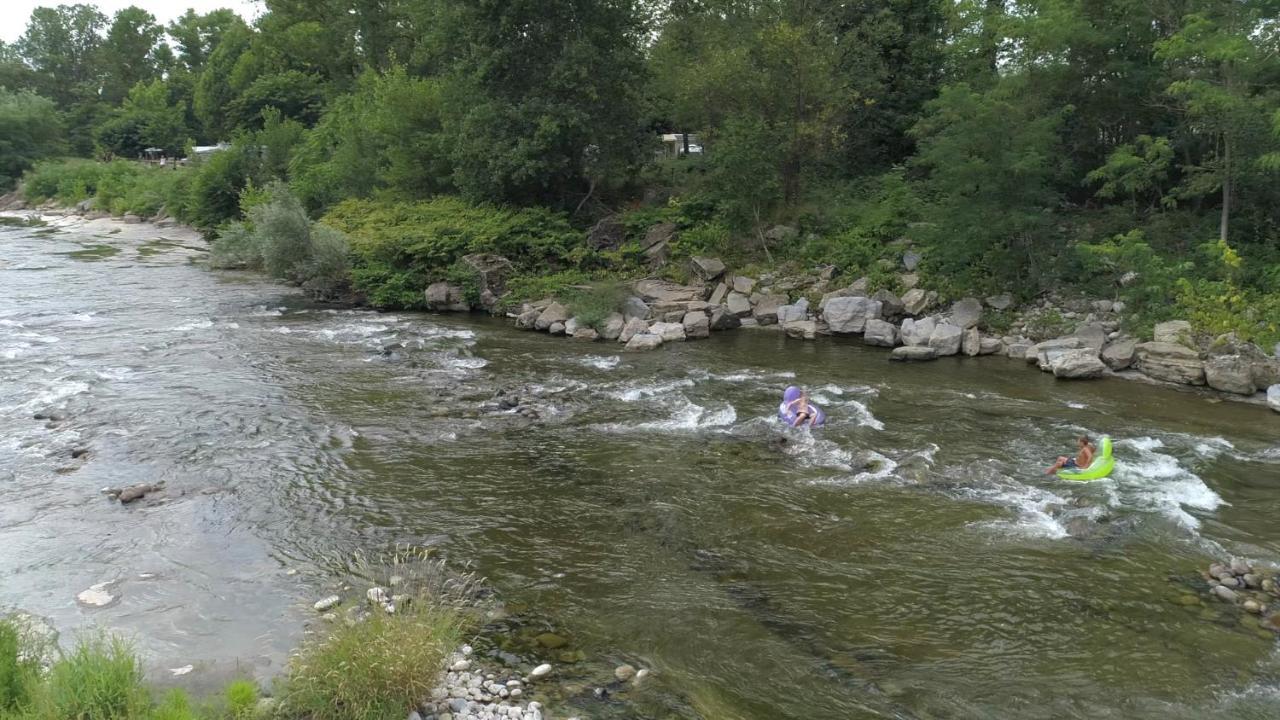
1046 435 1095 474
786 389 818 428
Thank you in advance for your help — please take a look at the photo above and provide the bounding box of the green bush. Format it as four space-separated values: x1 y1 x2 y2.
223 680 258 720
22 159 105 204
38 633 150 720
151 689 200 720
0 620 39 715
186 146 261 231
275 607 463 720
564 280 629 329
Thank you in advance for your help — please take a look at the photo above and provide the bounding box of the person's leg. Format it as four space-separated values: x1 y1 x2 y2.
1046 456 1068 474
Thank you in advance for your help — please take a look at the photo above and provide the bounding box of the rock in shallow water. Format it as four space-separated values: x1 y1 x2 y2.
529 663 552 680
313 595 340 612
890 346 937 362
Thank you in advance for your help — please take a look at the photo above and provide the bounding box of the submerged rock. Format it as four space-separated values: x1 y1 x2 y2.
890 346 937 362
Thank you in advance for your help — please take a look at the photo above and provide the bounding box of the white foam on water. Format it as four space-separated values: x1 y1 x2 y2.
708 369 796 383
851 451 898 483
807 395 884 430
1 342 32 359
274 327 293 334
784 431 856 472
1064 401 1087 410
171 319 214 332
601 398 737 434
439 355 488 371
0 319 24 328
966 483 1071 540
22 379 91 410
609 379 696 402
577 355 621 370
1114 436 1223 531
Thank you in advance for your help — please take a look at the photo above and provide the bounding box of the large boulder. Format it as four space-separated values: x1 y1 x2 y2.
534 301 570 331
928 323 964 356
690 256 727 281
682 311 711 339
950 298 983 329
753 295 786 326
650 322 686 343
726 292 753 317
1073 323 1108 351
777 298 810 324
633 279 704 304
710 306 741 331
1204 355 1257 395
1101 338 1137 370
823 296 881 334
1051 349 1107 379
573 328 599 341
901 316 937 347
962 327 981 357
424 282 469 312
863 319 899 348
901 288 931 316
1269 385 1280 413
601 313 625 341
1136 342 1205 385
622 296 650 321
1153 320 1194 346
642 222 677 252
891 346 937 362
515 308 541 330
978 337 1005 355
1026 338 1083 367
587 215 625 250
1005 338 1033 359
732 275 757 294
625 333 664 351
619 317 649 343
871 289 905 319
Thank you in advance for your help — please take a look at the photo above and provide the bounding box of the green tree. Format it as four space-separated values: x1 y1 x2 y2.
100 6 164 103
193 22 253 140
16 4 107 106
167 8 243 73
0 89 64 188
94 79 189 158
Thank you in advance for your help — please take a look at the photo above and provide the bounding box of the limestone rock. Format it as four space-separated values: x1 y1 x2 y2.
625 333 663 351
690 256 726 281
534 302 570 331
622 296 650 321
1136 342 1205 385
710 307 741 331
985 294 1013 310
950 298 983 329
633 279 704 304
1073 323 1108 351
871 289 905 319
777 298 810 324
823 296 881 334
1153 320 1194 346
726 292 752 317
573 328 599 341
1027 338 1083 368
891 346 937 362
1050 349 1107 379
928 323 963 356
1204 355 1257 395
732 276 757 294
650 322 686 343
901 316 937 347
425 282 469 312
863 319 899 348
682 311 710 340
978 337 1004 355
962 327 981 357
1269 385 1280 413
1101 338 1136 370
601 314 625 341
709 282 728 306
753 295 786 326
784 321 818 340
618 318 649 343
548 322 566 336
902 250 922 271
901 288 931 316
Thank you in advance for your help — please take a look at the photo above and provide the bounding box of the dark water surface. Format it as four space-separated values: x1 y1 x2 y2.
3 216 1279 718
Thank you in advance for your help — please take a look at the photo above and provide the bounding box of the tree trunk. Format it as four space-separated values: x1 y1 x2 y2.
1220 135 1231 244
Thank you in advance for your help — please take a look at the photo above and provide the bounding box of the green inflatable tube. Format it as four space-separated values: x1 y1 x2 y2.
1057 436 1114 481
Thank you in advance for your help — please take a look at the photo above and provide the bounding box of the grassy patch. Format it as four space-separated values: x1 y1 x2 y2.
62 244 122 261
36 632 151 720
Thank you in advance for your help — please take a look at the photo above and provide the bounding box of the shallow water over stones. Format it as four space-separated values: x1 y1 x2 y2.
3 216 1280 718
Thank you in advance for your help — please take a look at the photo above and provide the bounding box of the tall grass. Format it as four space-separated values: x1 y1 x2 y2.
0 621 39 714
36 633 150 720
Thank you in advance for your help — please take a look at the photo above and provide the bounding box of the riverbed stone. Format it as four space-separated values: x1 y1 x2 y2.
823 296 881 334
979 337 1004 355
753 295 786 326
1005 339 1033 359
548 322 566 336
950 298 983 329
777 298 810 324
564 318 580 336
535 302 570 331
891 346 937 362
313 595 341 612
515 308 541 330
1212 585 1239 603
573 328 599 341
530 664 552 680
726 292 752 317
682 311 710 339
1136 342 1205 385
709 306 741 331
863 319 898 347
902 250 922 271
1204 355 1257 395
928 323 963 356
962 327 981 357
614 664 637 682
1050 349 1107 379
901 316 937 347
901 288 931 316
784 320 818 340
651 322 686 343
600 314 625 341
625 333 663 351
1269 385 1280 413
1154 320 1194 346
1027 338 1083 367
1101 338 1137 370
732 276 757 295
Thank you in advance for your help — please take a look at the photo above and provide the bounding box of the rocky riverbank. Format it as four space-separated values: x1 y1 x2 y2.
465 258 1280 414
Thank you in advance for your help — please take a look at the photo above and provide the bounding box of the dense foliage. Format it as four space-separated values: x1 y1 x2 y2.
4 0 1280 343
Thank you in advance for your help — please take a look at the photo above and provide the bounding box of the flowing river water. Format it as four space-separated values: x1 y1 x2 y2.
3 214 1280 719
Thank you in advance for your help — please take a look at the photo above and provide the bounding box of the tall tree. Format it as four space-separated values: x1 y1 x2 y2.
167 9 244 74
16 4 107 106
100 6 164 103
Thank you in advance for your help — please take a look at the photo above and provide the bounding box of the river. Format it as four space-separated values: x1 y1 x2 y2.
2 214 1279 718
